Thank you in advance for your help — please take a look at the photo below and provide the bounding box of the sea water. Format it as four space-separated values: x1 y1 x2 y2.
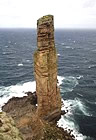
0 29 96 140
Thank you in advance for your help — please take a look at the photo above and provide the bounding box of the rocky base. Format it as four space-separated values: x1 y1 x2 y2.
2 92 75 140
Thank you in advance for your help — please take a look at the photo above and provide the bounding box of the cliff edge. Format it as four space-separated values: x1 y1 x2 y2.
2 92 75 140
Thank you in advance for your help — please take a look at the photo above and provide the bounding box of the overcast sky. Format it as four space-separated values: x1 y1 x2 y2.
0 0 96 28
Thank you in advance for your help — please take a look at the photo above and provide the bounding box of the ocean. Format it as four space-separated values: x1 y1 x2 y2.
0 28 96 140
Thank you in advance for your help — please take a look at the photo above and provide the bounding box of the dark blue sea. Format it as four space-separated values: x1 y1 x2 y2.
0 28 96 140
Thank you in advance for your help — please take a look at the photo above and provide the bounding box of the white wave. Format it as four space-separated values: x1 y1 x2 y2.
18 63 23 66
61 43 65 46
0 75 64 112
85 99 96 105
77 93 83 97
61 98 91 116
68 98 91 117
76 75 83 80
57 115 89 140
0 81 36 111
57 54 60 56
60 76 78 93
88 65 96 69
53 75 92 139
0 75 92 139
88 66 91 69
57 98 92 140
57 76 65 86
26 60 30 62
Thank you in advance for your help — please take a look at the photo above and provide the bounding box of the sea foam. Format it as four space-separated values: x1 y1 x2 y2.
0 76 64 111
57 98 92 140
0 81 36 111
0 76 63 111
57 76 92 140
57 54 60 56
59 76 79 93
88 65 96 69
18 63 23 66
0 75 91 139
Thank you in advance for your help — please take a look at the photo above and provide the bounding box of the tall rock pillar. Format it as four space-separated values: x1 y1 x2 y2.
34 15 61 119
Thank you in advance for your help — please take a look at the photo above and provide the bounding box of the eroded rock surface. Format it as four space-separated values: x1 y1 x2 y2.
34 15 61 119
0 112 23 140
2 93 75 140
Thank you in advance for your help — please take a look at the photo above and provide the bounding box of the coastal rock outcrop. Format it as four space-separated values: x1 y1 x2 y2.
2 93 74 140
0 112 23 140
34 15 61 119
2 15 75 140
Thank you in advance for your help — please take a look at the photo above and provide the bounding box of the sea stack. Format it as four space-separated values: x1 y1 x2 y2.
34 15 61 120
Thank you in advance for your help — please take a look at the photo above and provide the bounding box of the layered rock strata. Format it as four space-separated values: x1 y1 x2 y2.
34 15 61 118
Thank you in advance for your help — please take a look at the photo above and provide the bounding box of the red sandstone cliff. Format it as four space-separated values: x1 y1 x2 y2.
34 15 61 119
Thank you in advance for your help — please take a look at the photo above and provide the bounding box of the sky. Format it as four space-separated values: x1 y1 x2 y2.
0 0 96 28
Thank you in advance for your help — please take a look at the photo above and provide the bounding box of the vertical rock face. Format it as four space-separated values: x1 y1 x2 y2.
34 15 61 119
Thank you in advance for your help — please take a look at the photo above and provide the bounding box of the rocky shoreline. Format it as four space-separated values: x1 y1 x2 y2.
2 92 75 140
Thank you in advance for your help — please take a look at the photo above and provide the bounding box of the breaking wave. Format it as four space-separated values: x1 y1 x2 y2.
18 63 24 66
0 75 92 139
57 53 60 56
0 81 36 111
0 75 64 111
57 98 93 140
88 65 96 69
60 76 79 93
